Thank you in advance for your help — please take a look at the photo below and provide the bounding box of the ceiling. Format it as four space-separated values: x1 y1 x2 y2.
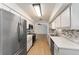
16 3 56 22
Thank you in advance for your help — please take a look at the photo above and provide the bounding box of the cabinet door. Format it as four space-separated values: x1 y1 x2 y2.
52 20 56 29
59 48 79 55
54 43 59 55
55 18 57 28
61 7 70 28
71 4 79 29
27 35 32 51
55 16 61 28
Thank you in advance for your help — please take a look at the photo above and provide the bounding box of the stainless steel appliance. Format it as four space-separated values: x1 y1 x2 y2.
0 9 27 55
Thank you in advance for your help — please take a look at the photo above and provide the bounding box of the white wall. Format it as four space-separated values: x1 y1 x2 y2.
34 21 48 34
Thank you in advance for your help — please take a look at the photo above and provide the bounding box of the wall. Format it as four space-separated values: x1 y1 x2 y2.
34 20 48 34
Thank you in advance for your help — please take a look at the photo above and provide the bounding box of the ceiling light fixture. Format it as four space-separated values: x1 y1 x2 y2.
33 4 42 17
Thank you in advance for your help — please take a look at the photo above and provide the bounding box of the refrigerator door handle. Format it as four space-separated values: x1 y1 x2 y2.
17 22 21 42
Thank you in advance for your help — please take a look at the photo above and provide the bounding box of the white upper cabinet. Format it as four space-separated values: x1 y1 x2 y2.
54 18 57 28
52 16 61 29
60 7 70 28
55 16 61 28
52 20 56 29
71 4 79 29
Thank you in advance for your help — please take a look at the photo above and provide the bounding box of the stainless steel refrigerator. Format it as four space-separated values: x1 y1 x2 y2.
0 9 27 55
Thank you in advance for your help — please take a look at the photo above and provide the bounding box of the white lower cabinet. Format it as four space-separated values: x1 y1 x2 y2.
27 35 32 52
50 36 79 55
54 44 79 55
54 43 59 55
59 48 79 55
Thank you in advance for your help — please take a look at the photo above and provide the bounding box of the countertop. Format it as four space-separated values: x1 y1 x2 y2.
50 35 79 50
